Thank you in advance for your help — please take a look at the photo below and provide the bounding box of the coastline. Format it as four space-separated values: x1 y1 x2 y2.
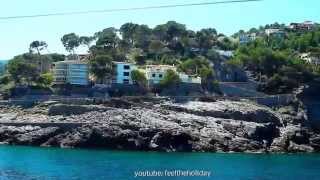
2 144 320 155
1 97 320 153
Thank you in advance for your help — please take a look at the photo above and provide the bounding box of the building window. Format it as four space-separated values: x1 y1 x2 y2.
123 79 130 84
124 65 130 70
152 74 156 78
123 72 130 76
159 74 163 78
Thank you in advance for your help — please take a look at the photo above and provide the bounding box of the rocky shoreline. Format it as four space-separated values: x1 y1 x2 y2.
0 98 320 153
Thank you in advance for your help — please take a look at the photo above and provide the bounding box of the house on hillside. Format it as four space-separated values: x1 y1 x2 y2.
265 28 285 38
112 62 137 85
289 21 315 31
215 50 234 58
145 65 201 85
299 53 320 65
145 65 176 85
179 73 202 84
239 33 256 44
52 60 89 86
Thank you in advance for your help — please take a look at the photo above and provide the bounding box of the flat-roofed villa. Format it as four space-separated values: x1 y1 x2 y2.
265 28 285 37
145 65 201 85
113 62 137 85
52 60 89 86
145 65 176 85
289 21 315 31
299 53 320 66
239 33 256 44
179 73 202 84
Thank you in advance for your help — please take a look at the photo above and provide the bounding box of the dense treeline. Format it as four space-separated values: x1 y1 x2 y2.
231 25 320 94
1 21 320 97
62 21 234 89
60 21 236 62
0 40 65 97
7 54 64 85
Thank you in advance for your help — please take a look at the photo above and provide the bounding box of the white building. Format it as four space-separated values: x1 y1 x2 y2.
145 65 176 85
265 28 279 35
145 65 201 85
300 53 320 65
179 73 202 84
53 60 89 85
113 62 137 84
239 33 256 44
289 21 315 31
265 28 284 36
265 29 285 39
215 50 234 58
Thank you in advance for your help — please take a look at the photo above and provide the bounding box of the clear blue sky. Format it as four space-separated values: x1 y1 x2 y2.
0 0 319 60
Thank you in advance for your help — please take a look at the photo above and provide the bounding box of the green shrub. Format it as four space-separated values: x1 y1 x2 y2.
160 69 181 88
131 70 147 87
0 75 11 85
38 73 54 87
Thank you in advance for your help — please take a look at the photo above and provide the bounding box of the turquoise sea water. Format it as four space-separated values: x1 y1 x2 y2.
0 146 320 180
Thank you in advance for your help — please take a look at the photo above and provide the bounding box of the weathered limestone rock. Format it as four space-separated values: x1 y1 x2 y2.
0 113 18 122
48 104 109 116
310 135 320 151
0 99 319 153
288 142 314 153
162 100 282 125
13 127 62 146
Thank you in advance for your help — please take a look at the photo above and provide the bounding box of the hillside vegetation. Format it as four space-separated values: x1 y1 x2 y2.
1 21 320 96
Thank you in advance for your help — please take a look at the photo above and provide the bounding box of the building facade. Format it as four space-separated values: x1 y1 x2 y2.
53 60 89 86
300 53 320 65
265 28 285 37
215 50 234 58
145 65 201 85
239 33 256 44
145 65 176 85
179 73 202 84
289 21 315 31
113 62 137 84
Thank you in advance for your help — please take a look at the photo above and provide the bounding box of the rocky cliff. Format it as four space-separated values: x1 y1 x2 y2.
1 98 319 153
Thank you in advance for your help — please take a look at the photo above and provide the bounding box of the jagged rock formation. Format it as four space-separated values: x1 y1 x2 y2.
0 99 319 153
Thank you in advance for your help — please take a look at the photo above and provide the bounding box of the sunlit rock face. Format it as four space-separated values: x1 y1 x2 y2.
0 98 319 153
